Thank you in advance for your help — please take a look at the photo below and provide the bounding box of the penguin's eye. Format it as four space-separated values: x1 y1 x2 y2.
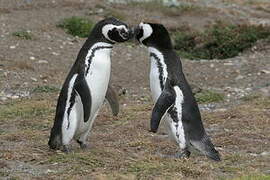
120 28 126 34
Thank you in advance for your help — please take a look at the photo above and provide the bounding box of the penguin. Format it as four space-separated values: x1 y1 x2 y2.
48 18 133 152
135 22 221 161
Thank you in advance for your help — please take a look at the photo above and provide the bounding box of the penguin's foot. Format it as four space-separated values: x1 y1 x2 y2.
156 149 190 159
77 140 88 150
62 145 71 153
175 149 191 159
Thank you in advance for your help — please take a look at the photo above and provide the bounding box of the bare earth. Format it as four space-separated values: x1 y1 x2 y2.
0 0 270 179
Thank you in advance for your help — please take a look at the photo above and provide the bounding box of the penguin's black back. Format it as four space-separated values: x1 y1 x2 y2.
48 20 109 147
161 50 206 138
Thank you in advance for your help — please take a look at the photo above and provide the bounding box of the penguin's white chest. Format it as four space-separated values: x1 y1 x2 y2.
149 47 168 103
85 44 112 119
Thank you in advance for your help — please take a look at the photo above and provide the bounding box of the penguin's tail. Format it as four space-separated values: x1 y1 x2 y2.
48 128 62 150
190 135 221 161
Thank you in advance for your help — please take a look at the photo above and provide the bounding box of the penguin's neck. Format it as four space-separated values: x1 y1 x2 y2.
84 42 113 75
148 46 168 91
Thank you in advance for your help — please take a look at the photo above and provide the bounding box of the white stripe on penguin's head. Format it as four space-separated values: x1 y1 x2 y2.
102 24 129 43
139 22 153 43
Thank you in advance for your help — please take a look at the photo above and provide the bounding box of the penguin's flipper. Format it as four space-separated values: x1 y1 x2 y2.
190 135 221 161
105 84 119 116
150 79 176 133
74 75 91 122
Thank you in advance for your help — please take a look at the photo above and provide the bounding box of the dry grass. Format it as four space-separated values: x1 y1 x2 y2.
7 61 35 71
0 93 269 179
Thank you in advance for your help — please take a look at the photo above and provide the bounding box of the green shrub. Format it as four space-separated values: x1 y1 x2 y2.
57 16 94 38
174 22 270 60
195 90 224 103
12 30 32 40
33 85 60 93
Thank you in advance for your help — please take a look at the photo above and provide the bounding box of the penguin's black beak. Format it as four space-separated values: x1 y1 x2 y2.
132 25 142 41
133 25 141 36
119 28 134 40
127 28 135 39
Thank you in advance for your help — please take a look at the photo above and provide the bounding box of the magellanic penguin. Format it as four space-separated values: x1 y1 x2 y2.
135 22 221 161
48 18 133 152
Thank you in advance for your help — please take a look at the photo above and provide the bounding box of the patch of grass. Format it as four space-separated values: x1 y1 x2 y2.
128 1 204 17
57 16 94 38
10 61 35 71
240 93 261 102
174 22 270 59
195 90 224 103
233 174 270 180
32 85 60 93
12 30 33 40
48 152 104 168
0 100 54 120
127 158 203 178
104 9 126 21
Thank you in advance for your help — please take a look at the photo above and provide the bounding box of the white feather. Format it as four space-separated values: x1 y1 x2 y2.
147 47 186 149
62 74 79 145
78 42 112 134
148 47 168 103
172 86 185 149
139 23 153 43
62 42 112 145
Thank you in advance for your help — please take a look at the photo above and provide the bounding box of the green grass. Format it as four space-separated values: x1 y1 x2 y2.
57 16 94 38
32 85 60 93
48 152 105 168
232 174 270 180
0 100 54 120
104 9 126 21
12 30 33 40
240 93 261 102
174 22 270 60
128 0 203 17
195 90 224 103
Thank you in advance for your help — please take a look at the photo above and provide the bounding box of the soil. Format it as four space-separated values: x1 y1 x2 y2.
0 0 269 179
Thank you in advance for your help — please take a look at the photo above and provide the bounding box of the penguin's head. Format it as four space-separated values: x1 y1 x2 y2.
91 17 132 43
135 22 173 49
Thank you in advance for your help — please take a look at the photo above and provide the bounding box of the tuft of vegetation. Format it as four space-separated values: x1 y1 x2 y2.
128 1 203 17
32 85 60 93
104 9 126 21
0 100 53 120
195 90 224 103
232 174 270 180
12 30 33 40
174 22 270 60
57 16 94 38
240 93 261 102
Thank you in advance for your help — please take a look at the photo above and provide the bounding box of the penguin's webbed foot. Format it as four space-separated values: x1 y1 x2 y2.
62 145 71 153
175 149 190 159
156 148 190 159
77 140 88 150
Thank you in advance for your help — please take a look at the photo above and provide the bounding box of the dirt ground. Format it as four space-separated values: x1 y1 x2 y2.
0 0 270 179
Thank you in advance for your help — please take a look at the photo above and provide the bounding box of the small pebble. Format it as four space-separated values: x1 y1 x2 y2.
11 95 19 99
30 56 35 60
261 69 270 74
10 45 16 49
52 52 60 56
0 97 7 101
224 62 233 66
38 60 48 64
260 151 270 156
31 77 37 82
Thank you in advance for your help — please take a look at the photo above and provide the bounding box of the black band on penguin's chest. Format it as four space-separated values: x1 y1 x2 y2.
85 45 113 75
150 52 165 90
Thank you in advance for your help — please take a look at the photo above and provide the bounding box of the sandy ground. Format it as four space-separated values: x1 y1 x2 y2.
0 0 270 179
